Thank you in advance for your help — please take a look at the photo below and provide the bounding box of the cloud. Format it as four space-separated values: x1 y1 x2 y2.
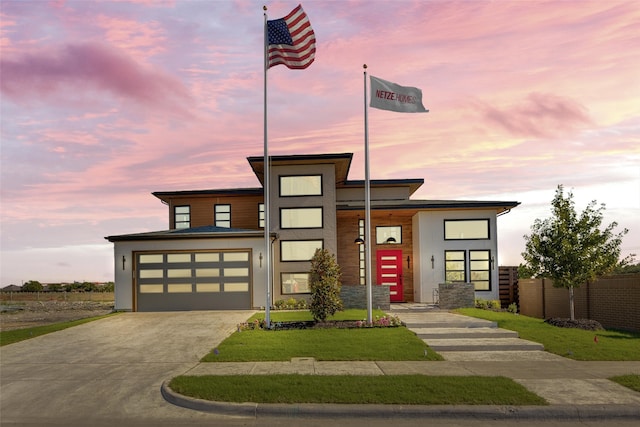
0 42 191 110
475 92 594 139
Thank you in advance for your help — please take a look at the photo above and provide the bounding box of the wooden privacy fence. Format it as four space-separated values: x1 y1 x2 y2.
0 292 115 302
519 274 640 332
498 266 519 308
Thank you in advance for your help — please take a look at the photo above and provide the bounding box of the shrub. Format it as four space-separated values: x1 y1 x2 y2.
489 300 501 310
309 248 343 322
507 303 518 314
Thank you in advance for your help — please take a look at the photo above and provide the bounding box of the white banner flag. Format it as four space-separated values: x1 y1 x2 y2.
370 75 428 113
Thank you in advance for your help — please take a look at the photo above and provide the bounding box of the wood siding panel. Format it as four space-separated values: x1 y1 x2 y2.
167 195 263 230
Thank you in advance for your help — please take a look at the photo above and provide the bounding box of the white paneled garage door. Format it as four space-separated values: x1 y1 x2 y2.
135 250 251 311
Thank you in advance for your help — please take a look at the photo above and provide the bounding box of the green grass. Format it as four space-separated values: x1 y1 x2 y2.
169 374 547 405
456 308 640 361
610 374 640 392
202 309 442 362
0 313 117 346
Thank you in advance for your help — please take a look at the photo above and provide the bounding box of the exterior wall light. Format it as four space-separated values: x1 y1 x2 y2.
354 237 365 245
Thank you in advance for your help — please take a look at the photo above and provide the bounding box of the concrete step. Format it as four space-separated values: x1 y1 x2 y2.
424 337 544 352
404 320 498 329
414 327 519 339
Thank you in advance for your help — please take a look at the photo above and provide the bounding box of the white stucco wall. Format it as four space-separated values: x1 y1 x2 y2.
112 237 266 311
412 210 500 303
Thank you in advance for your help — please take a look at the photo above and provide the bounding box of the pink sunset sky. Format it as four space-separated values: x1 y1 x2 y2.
1 0 638 286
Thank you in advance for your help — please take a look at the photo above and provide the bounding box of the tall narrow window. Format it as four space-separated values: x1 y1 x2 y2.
174 206 190 229
358 219 365 285
470 250 491 291
258 203 265 228
215 204 231 228
445 250 466 282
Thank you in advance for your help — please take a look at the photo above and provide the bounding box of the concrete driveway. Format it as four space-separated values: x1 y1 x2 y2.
0 311 254 426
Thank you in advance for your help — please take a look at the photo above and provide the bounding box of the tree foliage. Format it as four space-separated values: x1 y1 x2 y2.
308 248 343 322
22 280 44 292
521 185 629 319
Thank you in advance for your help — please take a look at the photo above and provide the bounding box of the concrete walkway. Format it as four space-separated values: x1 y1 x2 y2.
163 306 640 418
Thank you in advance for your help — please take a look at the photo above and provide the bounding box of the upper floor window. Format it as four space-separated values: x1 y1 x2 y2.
444 219 489 240
280 207 323 229
279 175 322 197
376 226 402 244
215 204 231 228
258 203 265 228
174 206 190 229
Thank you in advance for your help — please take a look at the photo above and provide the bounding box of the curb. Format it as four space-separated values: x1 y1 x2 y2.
160 381 640 420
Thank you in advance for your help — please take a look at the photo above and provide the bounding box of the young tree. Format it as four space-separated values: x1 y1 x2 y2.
308 248 343 322
522 185 629 320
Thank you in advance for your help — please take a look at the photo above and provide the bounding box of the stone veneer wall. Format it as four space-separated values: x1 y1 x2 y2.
341 285 390 310
438 282 475 309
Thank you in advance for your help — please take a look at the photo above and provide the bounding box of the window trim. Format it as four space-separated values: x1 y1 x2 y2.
376 225 402 244
444 250 467 283
280 239 324 262
258 203 265 228
214 204 231 228
279 174 323 197
444 219 490 240
280 207 324 229
280 272 311 294
469 249 491 291
174 205 191 229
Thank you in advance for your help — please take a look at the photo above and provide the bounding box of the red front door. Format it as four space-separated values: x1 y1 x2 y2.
376 249 403 302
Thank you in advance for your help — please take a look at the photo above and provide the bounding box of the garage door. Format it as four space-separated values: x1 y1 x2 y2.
135 250 251 311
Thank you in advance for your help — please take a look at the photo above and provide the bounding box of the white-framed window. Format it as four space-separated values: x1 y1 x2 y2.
376 226 402 244
281 273 311 294
280 240 323 262
174 206 190 229
444 219 489 240
279 175 322 197
358 219 365 285
280 207 323 229
215 204 231 228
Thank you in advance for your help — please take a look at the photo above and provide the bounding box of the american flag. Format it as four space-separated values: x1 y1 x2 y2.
267 4 316 70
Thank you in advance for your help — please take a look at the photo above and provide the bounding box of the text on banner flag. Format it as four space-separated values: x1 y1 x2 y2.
267 4 316 70
370 75 428 113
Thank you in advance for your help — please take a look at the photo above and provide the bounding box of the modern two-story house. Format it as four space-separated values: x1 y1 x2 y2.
106 152 519 312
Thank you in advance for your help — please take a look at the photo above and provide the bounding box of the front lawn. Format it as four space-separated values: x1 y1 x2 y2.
203 309 442 362
610 374 640 393
456 308 640 361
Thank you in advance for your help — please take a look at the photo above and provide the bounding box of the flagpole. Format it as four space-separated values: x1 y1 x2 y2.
263 6 271 328
363 64 373 325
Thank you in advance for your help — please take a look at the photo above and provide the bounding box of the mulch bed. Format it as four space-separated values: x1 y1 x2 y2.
544 317 604 331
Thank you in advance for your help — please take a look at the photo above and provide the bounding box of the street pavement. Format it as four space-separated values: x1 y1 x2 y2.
1 307 639 425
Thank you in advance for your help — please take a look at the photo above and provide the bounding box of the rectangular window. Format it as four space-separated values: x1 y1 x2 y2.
470 250 491 291
376 226 402 244
279 175 322 197
444 219 489 240
258 203 265 228
358 219 365 285
215 204 231 228
445 250 466 282
280 207 323 229
281 273 311 294
280 240 323 262
174 206 190 229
